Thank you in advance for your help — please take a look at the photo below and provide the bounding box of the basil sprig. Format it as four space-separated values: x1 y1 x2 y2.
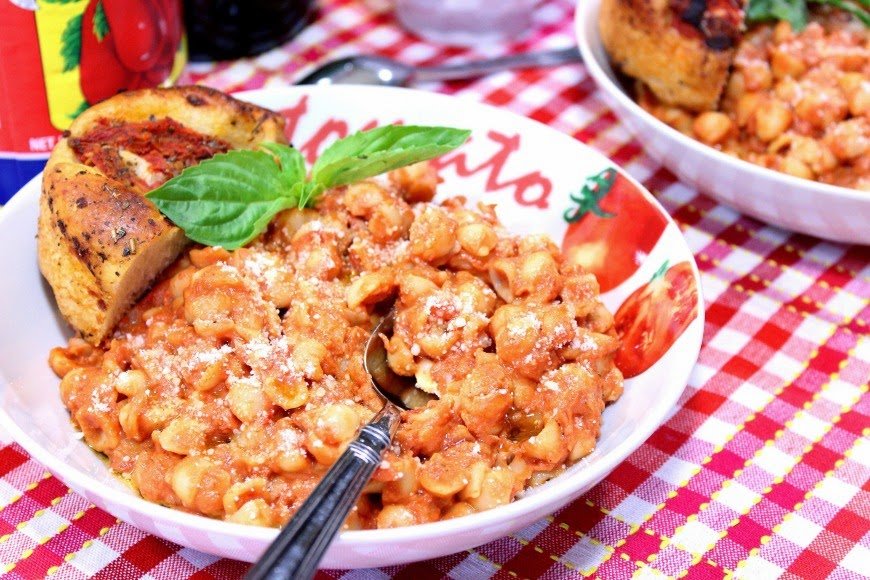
747 0 869 30
146 125 470 249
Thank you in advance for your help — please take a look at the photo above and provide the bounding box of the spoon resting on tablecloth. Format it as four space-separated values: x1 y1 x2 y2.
295 46 582 86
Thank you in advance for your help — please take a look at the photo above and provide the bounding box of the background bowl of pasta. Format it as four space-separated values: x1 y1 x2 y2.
0 85 703 568
575 0 870 245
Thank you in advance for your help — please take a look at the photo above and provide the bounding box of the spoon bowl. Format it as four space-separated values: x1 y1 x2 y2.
365 311 435 409
246 310 421 580
297 55 414 86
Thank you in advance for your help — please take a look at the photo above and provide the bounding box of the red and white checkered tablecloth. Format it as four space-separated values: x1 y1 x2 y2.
2 0 868 578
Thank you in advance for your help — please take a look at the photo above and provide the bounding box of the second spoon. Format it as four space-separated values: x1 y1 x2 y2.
295 46 583 86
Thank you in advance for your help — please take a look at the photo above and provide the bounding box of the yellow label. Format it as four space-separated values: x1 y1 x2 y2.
34 0 88 131
168 36 188 85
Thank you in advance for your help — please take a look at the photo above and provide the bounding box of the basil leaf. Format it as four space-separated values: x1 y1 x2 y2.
260 142 306 190
296 181 323 209
747 0 809 29
146 150 296 249
774 0 808 29
311 125 470 187
746 0 772 19
145 125 470 250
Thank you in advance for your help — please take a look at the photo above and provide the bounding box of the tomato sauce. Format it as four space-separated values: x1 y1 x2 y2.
69 118 230 192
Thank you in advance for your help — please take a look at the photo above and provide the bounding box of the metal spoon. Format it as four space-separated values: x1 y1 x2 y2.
246 311 430 580
295 46 582 86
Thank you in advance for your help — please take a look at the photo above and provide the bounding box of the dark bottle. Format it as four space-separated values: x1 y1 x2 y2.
183 0 315 61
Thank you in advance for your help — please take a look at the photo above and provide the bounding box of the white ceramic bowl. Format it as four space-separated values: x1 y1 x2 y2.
575 0 870 245
0 85 703 568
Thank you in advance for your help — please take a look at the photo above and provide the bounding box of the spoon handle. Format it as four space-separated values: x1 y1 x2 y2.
413 46 582 83
246 404 401 580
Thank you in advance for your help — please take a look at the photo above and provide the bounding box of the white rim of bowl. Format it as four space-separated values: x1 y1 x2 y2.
574 0 868 204
0 84 704 552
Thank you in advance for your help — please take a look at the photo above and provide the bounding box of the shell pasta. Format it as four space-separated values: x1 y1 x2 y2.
49 162 623 528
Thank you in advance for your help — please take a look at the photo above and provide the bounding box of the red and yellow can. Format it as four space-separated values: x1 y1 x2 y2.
0 0 186 202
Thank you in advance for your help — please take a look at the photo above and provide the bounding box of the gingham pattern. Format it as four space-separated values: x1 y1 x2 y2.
2 0 868 577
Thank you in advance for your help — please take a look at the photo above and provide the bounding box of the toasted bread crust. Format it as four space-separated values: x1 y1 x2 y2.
38 86 287 344
600 0 745 112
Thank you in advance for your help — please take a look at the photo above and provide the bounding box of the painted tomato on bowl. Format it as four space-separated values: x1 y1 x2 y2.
614 260 699 378
561 168 668 292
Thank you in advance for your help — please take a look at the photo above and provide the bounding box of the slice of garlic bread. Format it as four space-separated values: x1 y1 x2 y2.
38 86 287 344
599 0 746 112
